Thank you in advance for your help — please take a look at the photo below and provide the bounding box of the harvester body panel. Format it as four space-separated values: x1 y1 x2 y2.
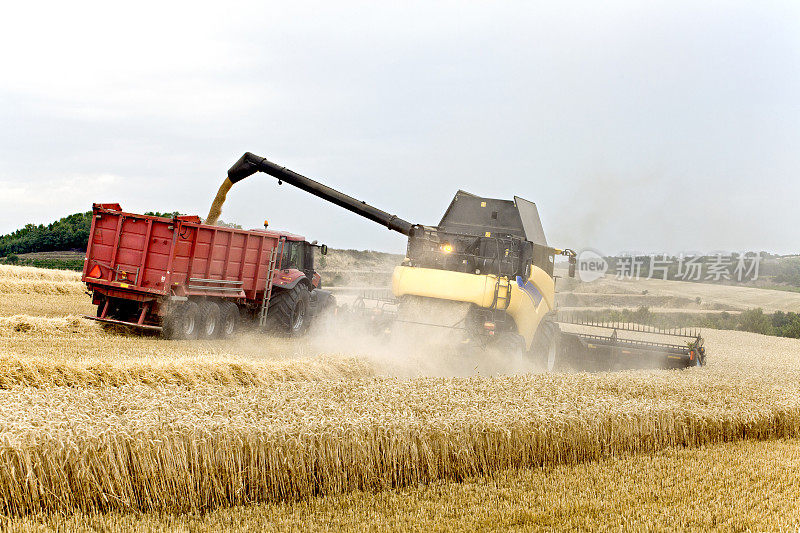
393 266 499 308
438 191 547 246
391 264 555 349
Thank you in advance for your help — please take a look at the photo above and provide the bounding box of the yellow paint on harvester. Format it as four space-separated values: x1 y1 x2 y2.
391 264 555 349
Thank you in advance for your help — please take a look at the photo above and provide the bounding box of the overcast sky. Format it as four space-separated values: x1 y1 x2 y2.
1 1 798 255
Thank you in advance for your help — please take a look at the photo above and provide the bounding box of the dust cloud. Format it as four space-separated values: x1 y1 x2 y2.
301 295 546 378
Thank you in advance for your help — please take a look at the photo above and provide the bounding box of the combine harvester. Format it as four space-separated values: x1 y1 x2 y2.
215 152 706 370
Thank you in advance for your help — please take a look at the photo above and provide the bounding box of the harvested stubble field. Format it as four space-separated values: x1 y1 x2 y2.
557 267 800 313
1 265 799 529
0 265 92 317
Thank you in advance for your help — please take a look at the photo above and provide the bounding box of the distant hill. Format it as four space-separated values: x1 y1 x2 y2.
313 248 403 286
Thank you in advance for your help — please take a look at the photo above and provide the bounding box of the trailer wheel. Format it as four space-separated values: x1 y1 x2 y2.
163 301 200 340
531 318 561 372
198 301 221 339
219 301 239 338
268 285 311 336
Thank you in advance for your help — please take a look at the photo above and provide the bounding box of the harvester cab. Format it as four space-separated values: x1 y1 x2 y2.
406 191 551 276
217 152 704 371
388 189 577 356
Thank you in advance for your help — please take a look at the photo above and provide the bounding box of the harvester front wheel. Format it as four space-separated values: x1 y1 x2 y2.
532 318 561 372
491 332 526 355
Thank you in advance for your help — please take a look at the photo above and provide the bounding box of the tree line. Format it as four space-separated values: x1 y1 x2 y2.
0 211 185 258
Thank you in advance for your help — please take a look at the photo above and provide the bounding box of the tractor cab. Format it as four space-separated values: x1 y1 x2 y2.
267 234 333 335
276 236 327 288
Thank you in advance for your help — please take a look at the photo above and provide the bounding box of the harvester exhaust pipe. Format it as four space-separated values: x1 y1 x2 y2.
207 152 415 236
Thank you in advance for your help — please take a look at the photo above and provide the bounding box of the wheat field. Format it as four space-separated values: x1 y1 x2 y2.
0 265 92 317
0 264 799 528
557 267 800 313
8 438 799 531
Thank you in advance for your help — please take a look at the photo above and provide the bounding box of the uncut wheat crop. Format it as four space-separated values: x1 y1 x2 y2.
11 438 800 531
1 328 800 514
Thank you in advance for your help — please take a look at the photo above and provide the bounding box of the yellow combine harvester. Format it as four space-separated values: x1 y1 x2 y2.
220 152 706 371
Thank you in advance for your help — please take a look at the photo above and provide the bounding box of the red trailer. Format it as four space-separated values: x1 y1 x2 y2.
82 203 333 339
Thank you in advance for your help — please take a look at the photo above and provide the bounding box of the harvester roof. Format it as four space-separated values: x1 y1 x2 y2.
437 190 547 246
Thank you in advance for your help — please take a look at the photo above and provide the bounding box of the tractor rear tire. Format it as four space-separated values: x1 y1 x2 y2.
219 301 239 338
268 285 312 336
163 301 200 340
531 317 561 372
198 301 221 339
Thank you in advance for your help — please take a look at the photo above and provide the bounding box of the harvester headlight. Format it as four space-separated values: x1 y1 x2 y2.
440 243 454 254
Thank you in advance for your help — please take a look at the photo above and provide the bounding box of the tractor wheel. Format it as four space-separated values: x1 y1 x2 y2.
219 301 239 338
198 301 221 339
268 285 312 336
531 317 561 372
163 301 200 340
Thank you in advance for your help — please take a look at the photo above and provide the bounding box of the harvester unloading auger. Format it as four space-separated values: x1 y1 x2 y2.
214 152 706 371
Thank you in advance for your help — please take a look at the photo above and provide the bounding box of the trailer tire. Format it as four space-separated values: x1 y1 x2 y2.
219 301 239 338
163 301 200 340
198 301 221 339
269 285 311 336
531 318 561 372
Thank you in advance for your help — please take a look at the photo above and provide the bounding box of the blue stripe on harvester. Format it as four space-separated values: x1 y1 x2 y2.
516 276 543 306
